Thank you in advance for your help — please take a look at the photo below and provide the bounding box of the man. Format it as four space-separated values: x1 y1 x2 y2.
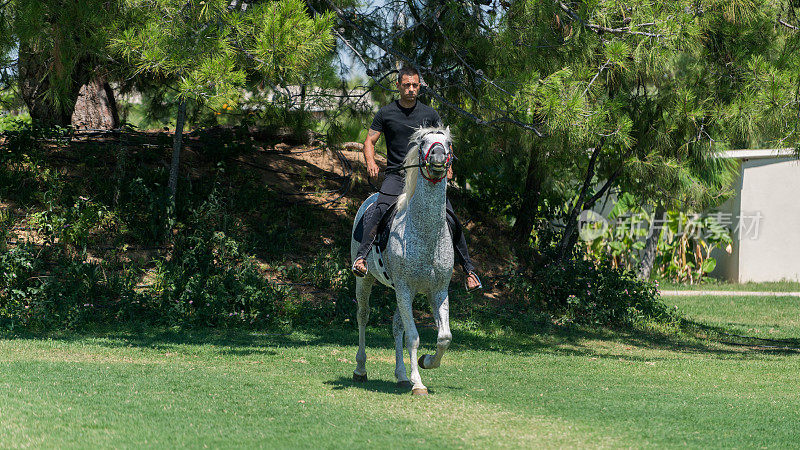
352 66 482 292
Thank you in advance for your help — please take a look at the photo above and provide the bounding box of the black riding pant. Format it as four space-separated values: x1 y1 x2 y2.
355 173 475 274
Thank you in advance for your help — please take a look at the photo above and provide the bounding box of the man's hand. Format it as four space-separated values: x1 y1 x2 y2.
448 144 455 180
367 160 380 178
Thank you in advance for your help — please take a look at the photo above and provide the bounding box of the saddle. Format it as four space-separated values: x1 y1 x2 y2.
355 201 459 252
353 202 399 252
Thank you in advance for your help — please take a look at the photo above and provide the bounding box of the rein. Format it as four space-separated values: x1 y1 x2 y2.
367 144 456 195
366 163 425 196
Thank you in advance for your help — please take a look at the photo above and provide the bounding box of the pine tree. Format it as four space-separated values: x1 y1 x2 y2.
505 1 800 257
111 0 334 207
329 0 800 263
1 0 125 127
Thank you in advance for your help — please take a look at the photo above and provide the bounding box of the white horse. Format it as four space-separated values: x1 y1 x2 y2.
350 126 455 395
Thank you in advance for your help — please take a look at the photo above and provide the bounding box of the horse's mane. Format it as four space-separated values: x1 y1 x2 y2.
396 125 452 212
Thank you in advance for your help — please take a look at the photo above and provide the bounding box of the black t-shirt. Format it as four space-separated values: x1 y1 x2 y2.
370 100 441 172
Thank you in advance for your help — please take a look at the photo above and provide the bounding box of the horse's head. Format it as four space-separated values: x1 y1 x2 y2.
398 126 455 212
411 126 454 184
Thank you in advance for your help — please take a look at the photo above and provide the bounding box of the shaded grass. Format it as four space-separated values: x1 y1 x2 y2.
2 319 800 448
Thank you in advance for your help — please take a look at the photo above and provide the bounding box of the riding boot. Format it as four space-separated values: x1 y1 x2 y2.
355 201 384 262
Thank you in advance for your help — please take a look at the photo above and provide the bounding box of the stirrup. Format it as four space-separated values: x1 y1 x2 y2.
352 257 368 278
465 271 482 292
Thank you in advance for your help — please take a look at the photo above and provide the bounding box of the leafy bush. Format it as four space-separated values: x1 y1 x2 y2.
116 172 172 243
582 194 733 283
130 188 290 328
0 114 32 133
506 228 679 329
29 196 119 248
508 257 677 328
0 245 141 330
0 181 298 330
150 230 285 327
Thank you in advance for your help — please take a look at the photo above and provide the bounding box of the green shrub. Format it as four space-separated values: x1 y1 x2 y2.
507 243 679 329
0 245 141 330
151 230 286 327
29 196 119 248
113 169 174 244
582 194 733 284
0 184 296 330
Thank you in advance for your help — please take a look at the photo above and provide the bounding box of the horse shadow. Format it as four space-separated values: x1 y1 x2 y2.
323 376 421 395
323 376 449 395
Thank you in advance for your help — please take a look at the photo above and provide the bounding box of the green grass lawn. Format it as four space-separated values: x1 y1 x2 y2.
2 301 800 448
658 279 800 292
665 294 800 341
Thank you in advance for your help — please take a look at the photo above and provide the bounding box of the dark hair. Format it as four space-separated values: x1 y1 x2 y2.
397 66 420 83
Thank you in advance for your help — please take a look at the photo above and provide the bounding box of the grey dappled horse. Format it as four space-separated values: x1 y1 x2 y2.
350 126 455 395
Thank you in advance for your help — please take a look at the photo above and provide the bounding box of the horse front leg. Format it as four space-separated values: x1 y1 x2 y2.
395 283 427 395
419 289 451 370
353 276 373 382
392 307 411 387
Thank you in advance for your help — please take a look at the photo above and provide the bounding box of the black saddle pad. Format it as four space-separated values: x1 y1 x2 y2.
353 202 398 252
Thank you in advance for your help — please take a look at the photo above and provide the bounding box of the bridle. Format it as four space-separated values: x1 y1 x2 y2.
418 140 454 184
367 137 456 194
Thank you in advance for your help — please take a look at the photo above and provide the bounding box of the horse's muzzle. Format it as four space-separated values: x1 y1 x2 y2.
421 142 452 183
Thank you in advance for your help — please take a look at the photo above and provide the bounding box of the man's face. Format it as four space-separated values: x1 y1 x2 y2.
397 74 420 103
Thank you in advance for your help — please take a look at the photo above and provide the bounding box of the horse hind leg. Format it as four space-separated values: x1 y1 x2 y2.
393 307 411 388
353 275 374 382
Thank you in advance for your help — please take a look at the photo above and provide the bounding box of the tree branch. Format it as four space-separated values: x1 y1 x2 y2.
583 59 610 97
386 4 445 42
584 165 621 209
557 1 664 39
557 138 606 258
318 0 544 136
576 142 604 211
778 18 799 31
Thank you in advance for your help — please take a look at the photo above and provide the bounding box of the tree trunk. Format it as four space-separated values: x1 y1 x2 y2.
638 205 666 280
17 43 88 127
512 148 543 241
168 100 188 208
71 77 119 130
558 143 603 259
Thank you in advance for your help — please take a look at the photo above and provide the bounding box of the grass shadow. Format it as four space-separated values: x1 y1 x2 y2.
0 319 751 361
5 301 798 362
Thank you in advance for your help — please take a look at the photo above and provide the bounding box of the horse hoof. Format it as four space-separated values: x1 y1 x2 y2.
353 372 368 383
418 354 431 369
412 387 428 396
396 380 413 389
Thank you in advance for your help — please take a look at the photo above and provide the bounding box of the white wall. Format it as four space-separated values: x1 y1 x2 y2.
709 163 742 282
736 157 800 282
711 156 800 282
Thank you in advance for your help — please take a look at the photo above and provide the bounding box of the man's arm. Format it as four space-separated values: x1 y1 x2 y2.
363 128 381 178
